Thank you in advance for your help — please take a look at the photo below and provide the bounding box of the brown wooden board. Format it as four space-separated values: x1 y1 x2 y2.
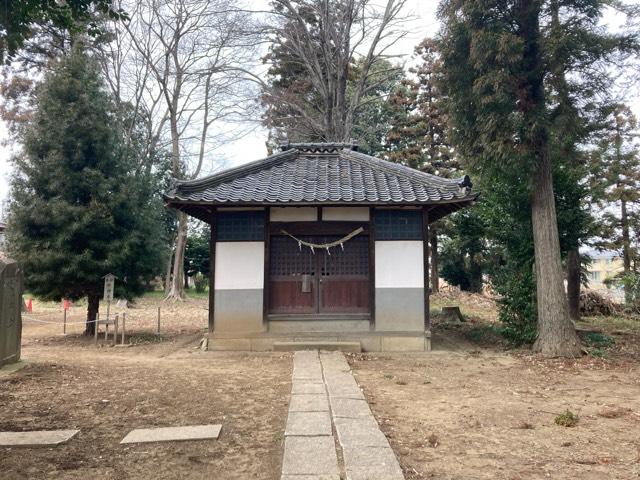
268 234 370 315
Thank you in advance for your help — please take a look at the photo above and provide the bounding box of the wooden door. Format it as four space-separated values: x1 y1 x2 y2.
269 234 370 315
269 236 316 314
319 235 370 313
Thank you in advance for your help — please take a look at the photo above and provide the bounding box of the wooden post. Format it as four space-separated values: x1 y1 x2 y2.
368 207 376 330
94 312 99 345
208 209 217 333
63 309 67 335
113 314 119 346
262 208 270 331
121 312 126 345
422 207 430 332
157 306 161 335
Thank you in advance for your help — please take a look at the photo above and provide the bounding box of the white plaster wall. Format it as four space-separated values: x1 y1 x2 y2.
322 207 370 221
270 207 317 222
215 242 264 290
375 241 424 288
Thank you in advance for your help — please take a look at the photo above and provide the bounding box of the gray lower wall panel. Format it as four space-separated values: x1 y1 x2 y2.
214 289 264 333
375 288 424 332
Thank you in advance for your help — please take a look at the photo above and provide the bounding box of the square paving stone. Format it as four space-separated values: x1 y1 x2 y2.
333 417 389 448
289 394 329 412
285 411 332 436
0 429 79 447
281 436 339 476
292 382 327 395
326 381 364 400
120 424 221 444
342 445 404 480
329 397 372 418
281 476 340 480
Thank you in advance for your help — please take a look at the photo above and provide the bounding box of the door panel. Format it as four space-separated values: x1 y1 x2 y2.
269 234 370 315
269 236 316 313
319 235 370 313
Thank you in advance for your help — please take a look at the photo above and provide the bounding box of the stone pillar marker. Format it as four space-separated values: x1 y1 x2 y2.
0 258 22 367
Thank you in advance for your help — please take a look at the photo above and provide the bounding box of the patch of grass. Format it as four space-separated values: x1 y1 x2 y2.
383 373 394 380
395 379 407 385
128 333 168 345
590 348 608 358
465 324 502 345
427 433 439 448
583 332 615 348
555 410 579 427
580 315 640 333
143 289 209 300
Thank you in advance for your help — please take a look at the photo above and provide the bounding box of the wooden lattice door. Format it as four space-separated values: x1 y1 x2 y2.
269 234 370 315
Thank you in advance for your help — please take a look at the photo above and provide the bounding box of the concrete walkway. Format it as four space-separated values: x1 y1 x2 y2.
281 351 404 480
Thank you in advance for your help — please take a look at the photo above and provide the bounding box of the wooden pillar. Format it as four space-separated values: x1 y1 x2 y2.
422 207 430 332
368 207 376 330
262 208 270 330
208 209 217 333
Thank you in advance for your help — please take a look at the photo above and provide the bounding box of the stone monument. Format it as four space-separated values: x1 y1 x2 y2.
0 258 22 366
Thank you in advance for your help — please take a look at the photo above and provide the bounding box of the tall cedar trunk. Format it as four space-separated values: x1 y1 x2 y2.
85 293 99 336
531 152 581 356
430 231 439 293
566 248 581 321
518 0 581 356
621 199 632 303
166 211 187 300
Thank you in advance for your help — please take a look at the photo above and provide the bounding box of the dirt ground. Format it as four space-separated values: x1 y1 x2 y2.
349 292 640 480
1 318 291 480
4 291 640 479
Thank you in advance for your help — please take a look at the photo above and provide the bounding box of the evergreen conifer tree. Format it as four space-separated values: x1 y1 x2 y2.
6 46 166 334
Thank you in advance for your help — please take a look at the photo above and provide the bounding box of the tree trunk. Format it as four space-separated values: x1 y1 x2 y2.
165 211 187 301
85 293 99 336
184 270 189 290
531 150 582 356
517 0 580 357
430 230 439 293
164 246 174 295
566 248 581 321
621 199 632 304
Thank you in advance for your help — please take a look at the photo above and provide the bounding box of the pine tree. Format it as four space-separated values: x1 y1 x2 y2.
6 46 166 334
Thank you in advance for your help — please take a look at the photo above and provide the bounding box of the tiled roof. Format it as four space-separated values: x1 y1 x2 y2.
165 144 477 210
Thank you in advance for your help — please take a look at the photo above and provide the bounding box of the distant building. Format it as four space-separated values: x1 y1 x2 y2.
584 248 624 300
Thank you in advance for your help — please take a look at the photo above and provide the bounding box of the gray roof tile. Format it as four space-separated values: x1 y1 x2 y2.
164 144 477 207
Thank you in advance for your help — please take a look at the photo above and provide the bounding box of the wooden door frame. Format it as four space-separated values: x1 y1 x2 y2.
263 217 375 322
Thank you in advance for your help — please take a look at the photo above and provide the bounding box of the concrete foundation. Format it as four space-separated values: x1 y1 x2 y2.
208 330 430 352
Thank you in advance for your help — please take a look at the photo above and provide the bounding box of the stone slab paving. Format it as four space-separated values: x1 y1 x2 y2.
281 476 340 480
292 382 327 395
342 446 405 480
281 351 404 480
285 411 332 437
281 436 339 476
289 394 330 412
319 352 405 480
0 429 79 447
330 397 373 418
120 424 221 444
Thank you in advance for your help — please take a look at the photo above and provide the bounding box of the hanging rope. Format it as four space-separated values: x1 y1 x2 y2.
281 227 364 254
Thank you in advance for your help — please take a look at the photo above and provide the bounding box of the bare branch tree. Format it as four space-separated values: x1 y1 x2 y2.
105 0 260 300
262 0 411 143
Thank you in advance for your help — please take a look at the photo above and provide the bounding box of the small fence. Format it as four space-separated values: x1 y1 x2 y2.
22 302 208 343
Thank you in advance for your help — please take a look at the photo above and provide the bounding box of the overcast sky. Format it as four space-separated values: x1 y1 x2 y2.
0 0 637 214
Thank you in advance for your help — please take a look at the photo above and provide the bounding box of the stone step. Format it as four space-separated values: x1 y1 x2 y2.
273 341 362 353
